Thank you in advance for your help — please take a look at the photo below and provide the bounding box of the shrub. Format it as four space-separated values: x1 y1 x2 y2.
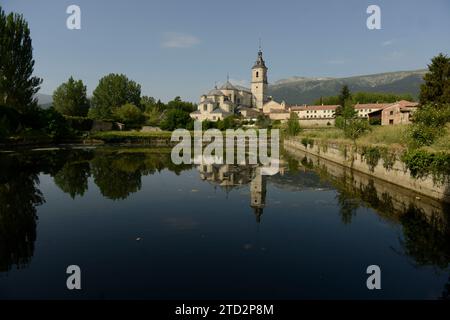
160 108 193 131
114 103 144 125
380 147 397 170
344 119 371 140
37 107 71 140
402 149 450 184
361 146 381 172
65 116 93 131
407 104 450 147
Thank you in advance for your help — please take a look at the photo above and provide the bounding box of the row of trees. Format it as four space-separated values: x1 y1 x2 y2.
52 74 198 128
314 91 414 106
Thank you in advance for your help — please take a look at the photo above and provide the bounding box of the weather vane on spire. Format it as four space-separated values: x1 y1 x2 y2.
259 38 262 51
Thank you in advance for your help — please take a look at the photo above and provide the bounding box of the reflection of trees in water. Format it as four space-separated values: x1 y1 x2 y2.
440 276 450 300
89 150 192 200
0 148 193 271
400 205 450 270
288 151 450 271
91 154 144 200
54 162 91 199
0 156 44 272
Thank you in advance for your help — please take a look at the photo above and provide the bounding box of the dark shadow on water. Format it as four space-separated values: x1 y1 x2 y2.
0 147 193 271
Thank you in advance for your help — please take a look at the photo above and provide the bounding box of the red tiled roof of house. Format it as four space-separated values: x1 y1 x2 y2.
354 103 391 110
394 100 419 108
270 108 290 114
355 100 418 110
290 105 340 111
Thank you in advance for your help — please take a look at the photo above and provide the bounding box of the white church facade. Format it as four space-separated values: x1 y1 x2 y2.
190 49 269 122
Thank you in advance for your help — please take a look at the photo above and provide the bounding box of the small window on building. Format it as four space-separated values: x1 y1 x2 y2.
256 71 259 78
389 119 394 125
390 111 394 115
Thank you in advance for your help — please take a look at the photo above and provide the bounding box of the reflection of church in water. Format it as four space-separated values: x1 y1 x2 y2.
197 164 275 223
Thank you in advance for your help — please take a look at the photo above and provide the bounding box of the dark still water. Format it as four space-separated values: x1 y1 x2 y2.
0 146 449 299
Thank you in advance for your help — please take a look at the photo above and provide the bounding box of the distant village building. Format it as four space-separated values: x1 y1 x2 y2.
354 102 391 119
290 104 339 119
368 100 419 125
190 48 269 122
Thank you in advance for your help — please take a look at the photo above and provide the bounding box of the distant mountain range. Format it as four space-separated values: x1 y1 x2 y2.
36 93 53 108
268 70 427 105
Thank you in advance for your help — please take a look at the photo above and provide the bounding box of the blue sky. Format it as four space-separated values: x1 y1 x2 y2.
3 0 450 102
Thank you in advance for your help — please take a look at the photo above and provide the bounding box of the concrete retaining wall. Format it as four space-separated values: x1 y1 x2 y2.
284 138 450 203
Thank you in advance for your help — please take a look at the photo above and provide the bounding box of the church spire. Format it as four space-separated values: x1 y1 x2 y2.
253 44 267 69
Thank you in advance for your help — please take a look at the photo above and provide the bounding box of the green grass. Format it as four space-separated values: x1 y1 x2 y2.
90 130 173 139
294 124 450 153
357 125 408 148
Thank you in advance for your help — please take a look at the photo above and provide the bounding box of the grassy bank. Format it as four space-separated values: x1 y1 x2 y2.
87 130 174 144
290 124 450 185
295 124 450 153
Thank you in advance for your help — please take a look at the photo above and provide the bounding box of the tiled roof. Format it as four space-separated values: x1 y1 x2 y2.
219 81 237 90
290 105 339 111
270 109 290 114
354 103 391 110
207 89 224 96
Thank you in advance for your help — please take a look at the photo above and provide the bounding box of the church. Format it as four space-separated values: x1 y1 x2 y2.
190 48 269 122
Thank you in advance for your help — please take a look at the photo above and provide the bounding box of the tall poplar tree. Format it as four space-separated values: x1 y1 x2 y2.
0 6 42 114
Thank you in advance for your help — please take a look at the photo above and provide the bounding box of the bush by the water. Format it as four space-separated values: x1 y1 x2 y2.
402 149 450 184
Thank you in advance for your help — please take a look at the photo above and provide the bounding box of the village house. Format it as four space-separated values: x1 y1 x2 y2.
354 102 391 118
368 100 419 125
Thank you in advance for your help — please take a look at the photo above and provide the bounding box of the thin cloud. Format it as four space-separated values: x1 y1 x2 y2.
161 32 200 48
382 39 395 47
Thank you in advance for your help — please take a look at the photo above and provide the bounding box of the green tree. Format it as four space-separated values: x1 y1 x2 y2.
141 95 157 112
286 112 301 136
343 119 371 141
420 53 450 105
338 85 351 108
314 92 415 106
160 108 193 131
114 103 144 125
217 115 237 130
256 114 271 129
166 96 196 113
335 105 357 130
52 77 89 116
0 7 42 114
89 73 141 120
37 107 71 140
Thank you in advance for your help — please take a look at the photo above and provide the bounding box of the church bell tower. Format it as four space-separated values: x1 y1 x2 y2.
251 47 268 110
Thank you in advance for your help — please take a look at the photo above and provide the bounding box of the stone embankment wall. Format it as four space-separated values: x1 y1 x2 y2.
284 138 450 203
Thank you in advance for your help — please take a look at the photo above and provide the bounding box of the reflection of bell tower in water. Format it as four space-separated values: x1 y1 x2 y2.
250 168 266 223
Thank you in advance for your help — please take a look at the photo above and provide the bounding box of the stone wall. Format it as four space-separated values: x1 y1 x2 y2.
284 138 450 203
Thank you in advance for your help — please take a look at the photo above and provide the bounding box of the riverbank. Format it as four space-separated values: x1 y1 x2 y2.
284 134 450 203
